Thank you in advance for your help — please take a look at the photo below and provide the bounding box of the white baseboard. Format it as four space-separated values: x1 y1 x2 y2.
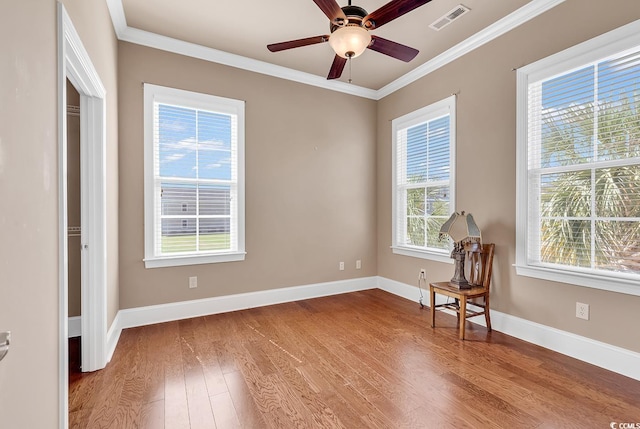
105 276 377 362
106 311 122 363
69 314 122 363
68 316 81 338
377 276 640 381
102 275 639 381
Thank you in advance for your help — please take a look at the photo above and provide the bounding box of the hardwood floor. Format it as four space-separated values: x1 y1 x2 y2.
69 289 640 428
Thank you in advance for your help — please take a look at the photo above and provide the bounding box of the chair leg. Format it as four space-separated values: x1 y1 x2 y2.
459 297 467 340
430 287 436 328
484 296 492 332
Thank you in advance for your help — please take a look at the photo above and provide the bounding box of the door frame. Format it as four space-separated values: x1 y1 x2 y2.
57 3 108 428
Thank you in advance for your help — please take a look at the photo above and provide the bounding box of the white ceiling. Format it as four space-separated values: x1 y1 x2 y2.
107 0 565 97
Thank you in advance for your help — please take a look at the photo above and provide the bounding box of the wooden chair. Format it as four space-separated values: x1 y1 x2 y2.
429 243 495 340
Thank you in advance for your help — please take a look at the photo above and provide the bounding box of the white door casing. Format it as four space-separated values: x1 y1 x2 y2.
58 3 108 428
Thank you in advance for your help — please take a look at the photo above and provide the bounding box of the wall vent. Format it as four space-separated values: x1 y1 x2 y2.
429 4 470 31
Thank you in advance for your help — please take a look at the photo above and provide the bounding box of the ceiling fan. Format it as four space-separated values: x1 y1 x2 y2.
267 0 433 80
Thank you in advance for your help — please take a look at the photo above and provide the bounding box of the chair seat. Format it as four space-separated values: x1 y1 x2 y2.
430 282 487 299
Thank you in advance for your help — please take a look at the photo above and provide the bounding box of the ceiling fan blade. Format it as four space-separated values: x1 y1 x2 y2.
327 55 347 80
363 0 433 29
313 0 347 23
368 35 418 62
267 35 329 52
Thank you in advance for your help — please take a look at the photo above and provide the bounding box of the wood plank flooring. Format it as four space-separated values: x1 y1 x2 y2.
69 289 640 428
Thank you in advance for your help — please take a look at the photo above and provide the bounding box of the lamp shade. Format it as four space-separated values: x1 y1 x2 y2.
329 26 371 59
439 211 481 244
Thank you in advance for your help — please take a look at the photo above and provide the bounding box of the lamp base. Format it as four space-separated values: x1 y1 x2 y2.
448 278 471 289
449 248 471 289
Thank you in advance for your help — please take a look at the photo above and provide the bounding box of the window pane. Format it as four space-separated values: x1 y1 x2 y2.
595 166 640 218
407 188 425 216
406 187 449 249
426 216 449 249
405 118 451 184
406 123 427 184
540 66 594 168
595 220 640 273
540 219 591 267
406 216 425 247
540 170 591 218
198 110 233 180
597 51 640 161
427 117 450 181
199 184 231 215
426 186 449 216
158 104 197 179
161 183 196 215
199 219 231 251
161 219 197 253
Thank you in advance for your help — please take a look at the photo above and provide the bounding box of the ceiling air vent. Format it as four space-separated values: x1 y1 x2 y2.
429 4 470 31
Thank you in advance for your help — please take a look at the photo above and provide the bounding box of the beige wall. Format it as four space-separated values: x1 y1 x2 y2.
0 2 637 426
118 42 377 309
0 0 118 427
377 0 640 353
0 2 59 427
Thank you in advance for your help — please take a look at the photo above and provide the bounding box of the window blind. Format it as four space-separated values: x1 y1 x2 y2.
394 99 454 254
527 48 640 276
142 82 246 269
153 102 238 256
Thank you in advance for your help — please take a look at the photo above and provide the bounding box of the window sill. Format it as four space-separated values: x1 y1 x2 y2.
391 246 453 264
514 263 640 297
144 251 246 268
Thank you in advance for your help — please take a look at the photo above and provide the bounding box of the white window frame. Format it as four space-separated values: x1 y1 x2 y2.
143 84 245 268
515 20 640 296
391 95 456 263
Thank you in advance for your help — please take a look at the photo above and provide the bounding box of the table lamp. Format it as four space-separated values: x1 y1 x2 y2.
439 211 482 289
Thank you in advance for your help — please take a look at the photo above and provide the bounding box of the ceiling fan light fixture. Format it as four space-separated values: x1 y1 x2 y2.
328 25 371 59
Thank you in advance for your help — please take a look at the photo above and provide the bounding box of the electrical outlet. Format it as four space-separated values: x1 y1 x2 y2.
576 302 589 320
356 260 362 269
339 261 345 271
419 269 426 279
189 276 197 289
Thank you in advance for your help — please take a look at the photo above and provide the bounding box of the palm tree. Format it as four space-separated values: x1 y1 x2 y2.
406 186 449 249
539 93 640 274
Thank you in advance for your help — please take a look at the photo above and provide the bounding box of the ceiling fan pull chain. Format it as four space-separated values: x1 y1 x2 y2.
348 56 353 84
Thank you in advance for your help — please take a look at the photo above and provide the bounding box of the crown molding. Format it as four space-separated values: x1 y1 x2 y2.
376 0 566 98
105 0 127 38
119 26 378 99
105 0 565 100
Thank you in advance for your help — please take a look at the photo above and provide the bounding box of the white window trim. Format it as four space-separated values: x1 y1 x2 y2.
515 19 640 296
391 95 456 263
143 83 246 268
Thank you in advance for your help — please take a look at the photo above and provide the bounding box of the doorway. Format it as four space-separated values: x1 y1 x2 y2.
58 3 108 428
66 80 82 371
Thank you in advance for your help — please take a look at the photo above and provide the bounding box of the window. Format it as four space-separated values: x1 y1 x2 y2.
143 84 245 268
392 96 456 262
516 21 640 295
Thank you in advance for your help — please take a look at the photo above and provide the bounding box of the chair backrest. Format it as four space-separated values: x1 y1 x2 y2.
466 243 495 290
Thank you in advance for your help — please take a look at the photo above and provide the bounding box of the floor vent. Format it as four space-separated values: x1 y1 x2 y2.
429 4 470 31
